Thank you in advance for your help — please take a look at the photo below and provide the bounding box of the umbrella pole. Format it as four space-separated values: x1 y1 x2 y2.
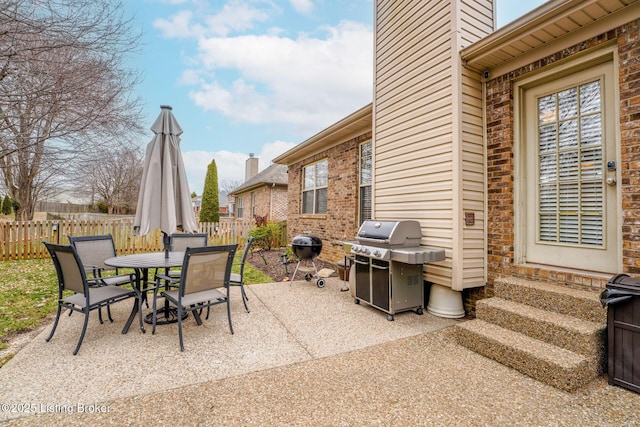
163 233 171 258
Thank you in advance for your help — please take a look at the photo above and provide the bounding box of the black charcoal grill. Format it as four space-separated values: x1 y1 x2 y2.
290 234 326 287
350 220 445 320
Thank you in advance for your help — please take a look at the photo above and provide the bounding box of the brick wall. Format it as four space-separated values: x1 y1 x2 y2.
618 21 640 274
252 187 270 219
235 185 288 222
270 186 288 221
287 131 372 263
484 20 639 298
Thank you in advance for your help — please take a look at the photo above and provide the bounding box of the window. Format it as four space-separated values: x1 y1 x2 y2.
359 141 372 223
537 80 603 246
302 159 328 214
237 196 244 218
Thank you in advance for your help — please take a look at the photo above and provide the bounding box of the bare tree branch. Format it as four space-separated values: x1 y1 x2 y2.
0 0 144 219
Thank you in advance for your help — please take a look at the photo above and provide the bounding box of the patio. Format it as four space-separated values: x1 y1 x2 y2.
1 278 638 426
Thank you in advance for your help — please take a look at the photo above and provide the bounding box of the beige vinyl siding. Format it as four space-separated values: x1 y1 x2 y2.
374 0 490 290
459 0 494 46
460 65 486 288
375 0 455 287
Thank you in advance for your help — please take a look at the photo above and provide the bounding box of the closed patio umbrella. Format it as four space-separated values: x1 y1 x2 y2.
134 105 198 257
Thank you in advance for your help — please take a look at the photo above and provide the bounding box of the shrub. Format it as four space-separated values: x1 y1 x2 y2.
249 221 285 250
1 195 10 215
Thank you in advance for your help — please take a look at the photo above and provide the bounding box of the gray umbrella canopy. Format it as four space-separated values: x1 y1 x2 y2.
134 105 198 240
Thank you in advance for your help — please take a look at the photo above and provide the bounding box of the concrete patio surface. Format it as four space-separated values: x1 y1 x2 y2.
0 278 638 426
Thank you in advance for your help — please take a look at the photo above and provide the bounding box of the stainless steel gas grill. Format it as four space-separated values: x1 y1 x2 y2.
350 220 445 320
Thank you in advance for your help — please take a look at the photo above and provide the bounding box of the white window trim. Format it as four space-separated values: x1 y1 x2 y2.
359 140 372 224
302 159 328 214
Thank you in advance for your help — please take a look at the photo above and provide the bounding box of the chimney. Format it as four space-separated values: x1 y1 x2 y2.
245 153 259 181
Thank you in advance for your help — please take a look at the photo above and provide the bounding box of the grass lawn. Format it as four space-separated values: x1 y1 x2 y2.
0 254 273 365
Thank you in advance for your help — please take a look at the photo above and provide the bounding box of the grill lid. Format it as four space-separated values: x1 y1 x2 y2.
291 235 322 247
356 220 422 247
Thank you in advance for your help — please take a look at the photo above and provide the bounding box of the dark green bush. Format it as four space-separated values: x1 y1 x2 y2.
249 221 285 250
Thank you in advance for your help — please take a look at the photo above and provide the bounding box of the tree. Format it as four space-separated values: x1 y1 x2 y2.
0 0 143 220
200 159 219 223
220 179 243 195
72 146 143 214
1 194 9 215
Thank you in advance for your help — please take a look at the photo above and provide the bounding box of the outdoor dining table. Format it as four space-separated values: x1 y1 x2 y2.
104 251 185 334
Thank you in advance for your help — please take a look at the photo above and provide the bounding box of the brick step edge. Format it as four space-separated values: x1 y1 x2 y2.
494 277 607 324
477 297 606 359
454 319 601 392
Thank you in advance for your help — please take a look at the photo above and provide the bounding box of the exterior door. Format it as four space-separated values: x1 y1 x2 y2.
524 61 618 273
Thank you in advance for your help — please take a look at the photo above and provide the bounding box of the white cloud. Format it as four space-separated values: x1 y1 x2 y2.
153 0 274 39
153 10 205 39
204 1 272 36
289 0 314 15
187 20 373 134
182 140 297 194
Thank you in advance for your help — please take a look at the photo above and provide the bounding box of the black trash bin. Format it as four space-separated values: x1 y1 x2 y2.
600 274 640 394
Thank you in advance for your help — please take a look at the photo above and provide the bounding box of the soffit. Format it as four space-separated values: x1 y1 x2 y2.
462 0 639 76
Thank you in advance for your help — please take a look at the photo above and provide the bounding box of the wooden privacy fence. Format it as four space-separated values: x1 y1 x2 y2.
0 219 263 261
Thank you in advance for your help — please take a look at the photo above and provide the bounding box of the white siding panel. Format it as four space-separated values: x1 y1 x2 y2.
460 0 494 45
375 0 491 291
377 44 452 105
377 1 450 60
375 114 454 149
460 63 486 290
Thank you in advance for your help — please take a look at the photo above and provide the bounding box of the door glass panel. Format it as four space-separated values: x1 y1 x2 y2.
538 95 556 124
580 81 601 113
581 148 602 179
536 78 604 247
559 152 579 181
558 88 577 119
581 114 602 145
559 120 578 148
539 125 557 152
540 155 557 182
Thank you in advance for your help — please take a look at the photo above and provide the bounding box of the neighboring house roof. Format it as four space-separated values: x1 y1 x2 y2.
273 103 372 165
230 163 288 195
462 0 638 76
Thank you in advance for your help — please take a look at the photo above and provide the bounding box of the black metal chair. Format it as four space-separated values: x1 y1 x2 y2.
152 244 237 351
68 234 136 322
165 233 208 278
169 233 208 252
44 242 138 355
230 235 254 313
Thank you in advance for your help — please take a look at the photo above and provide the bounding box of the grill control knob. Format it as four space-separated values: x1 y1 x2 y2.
363 248 370 255
373 250 381 258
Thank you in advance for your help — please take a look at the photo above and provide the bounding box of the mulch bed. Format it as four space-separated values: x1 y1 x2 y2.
245 249 339 282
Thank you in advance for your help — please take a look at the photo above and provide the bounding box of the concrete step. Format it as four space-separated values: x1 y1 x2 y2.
454 319 601 392
493 277 607 324
476 297 606 360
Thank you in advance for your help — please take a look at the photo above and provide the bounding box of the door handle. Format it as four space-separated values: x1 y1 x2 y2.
606 177 616 186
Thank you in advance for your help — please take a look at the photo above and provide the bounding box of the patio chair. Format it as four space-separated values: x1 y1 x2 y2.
230 235 254 313
169 233 208 252
68 234 136 322
44 242 138 355
165 233 208 278
152 244 237 351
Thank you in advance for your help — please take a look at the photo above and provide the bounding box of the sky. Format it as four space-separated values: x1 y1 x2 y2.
124 0 548 195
